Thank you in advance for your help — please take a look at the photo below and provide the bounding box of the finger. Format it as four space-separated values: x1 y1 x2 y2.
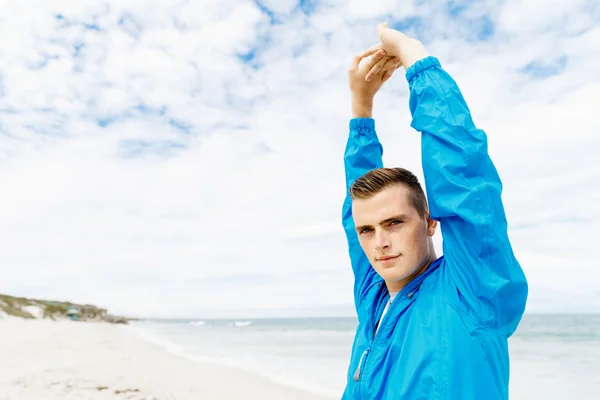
359 49 386 74
382 68 394 82
349 43 384 70
382 63 400 82
366 56 399 82
365 56 390 82
381 60 402 75
379 56 400 73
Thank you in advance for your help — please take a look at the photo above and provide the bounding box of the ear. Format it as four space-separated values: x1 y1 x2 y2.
425 210 437 236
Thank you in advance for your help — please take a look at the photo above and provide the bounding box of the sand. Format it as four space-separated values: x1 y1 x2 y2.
0 317 332 400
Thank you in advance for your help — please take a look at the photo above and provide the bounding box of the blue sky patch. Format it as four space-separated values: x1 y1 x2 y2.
254 0 280 25
237 31 272 69
83 22 101 32
521 55 568 79
471 15 495 41
298 0 316 15
97 118 115 128
28 53 61 70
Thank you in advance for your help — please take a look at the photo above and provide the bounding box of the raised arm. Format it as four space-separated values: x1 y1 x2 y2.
343 46 401 312
375 23 528 333
406 58 528 333
342 118 383 309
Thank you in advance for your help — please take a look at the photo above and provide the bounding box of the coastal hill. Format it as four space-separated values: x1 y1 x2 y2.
0 294 133 324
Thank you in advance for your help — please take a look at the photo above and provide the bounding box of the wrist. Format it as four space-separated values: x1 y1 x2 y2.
351 97 373 118
402 49 430 71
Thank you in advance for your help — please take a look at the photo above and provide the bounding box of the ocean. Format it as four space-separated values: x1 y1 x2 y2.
128 314 600 399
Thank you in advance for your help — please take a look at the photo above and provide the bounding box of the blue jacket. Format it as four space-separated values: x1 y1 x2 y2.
341 56 528 399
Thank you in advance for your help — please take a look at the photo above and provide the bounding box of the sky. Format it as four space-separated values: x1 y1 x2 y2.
1 0 599 319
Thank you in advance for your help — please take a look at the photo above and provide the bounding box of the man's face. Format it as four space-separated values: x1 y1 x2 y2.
352 184 437 291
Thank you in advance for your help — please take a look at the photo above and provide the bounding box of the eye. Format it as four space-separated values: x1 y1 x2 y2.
359 227 372 234
390 220 403 226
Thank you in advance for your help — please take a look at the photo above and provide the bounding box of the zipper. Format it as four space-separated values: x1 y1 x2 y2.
353 345 370 382
351 260 441 397
352 282 388 391
353 287 419 384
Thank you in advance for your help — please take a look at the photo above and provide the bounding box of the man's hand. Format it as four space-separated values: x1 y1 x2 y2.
374 22 430 72
348 46 400 118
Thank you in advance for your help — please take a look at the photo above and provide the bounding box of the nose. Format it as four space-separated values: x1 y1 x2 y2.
374 229 391 251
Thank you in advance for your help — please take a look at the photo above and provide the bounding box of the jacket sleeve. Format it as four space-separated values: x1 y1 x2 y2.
342 118 383 312
406 56 528 334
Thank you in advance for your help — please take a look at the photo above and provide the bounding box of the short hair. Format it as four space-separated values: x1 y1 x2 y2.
349 167 428 217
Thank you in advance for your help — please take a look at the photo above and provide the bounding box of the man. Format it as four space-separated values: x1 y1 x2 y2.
341 23 528 399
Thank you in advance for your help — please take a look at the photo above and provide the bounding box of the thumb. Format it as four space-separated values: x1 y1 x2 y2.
376 22 389 38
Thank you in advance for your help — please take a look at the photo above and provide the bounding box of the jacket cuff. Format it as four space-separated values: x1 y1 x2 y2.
349 118 375 131
406 56 442 83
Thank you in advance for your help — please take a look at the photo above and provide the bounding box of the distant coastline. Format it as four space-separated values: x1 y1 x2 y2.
0 294 135 324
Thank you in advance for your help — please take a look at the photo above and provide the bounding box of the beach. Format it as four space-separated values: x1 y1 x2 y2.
2 314 599 399
0 317 331 400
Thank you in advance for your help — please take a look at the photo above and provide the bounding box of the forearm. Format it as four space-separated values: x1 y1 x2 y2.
352 97 373 118
343 118 383 190
407 56 500 219
342 117 384 308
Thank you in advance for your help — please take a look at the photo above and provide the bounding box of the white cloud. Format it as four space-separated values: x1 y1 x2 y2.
258 0 299 15
497 0 596 34
0 0 598 318
343 0 417 20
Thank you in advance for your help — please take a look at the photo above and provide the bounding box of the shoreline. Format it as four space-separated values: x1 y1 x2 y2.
125 322 341 399
0 317 334 399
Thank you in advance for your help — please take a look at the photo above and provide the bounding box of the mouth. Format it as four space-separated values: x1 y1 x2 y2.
376 254 400 263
